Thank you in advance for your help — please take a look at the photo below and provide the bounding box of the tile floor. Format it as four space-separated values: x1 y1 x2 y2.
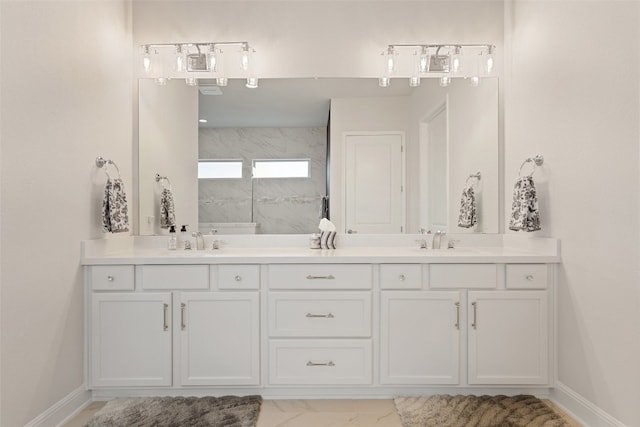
64 398 583 427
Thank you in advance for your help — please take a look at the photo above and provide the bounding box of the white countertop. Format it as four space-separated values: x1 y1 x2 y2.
81 234 560 265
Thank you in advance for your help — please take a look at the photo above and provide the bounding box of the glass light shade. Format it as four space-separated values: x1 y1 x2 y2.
419 47 429 74
451 46 462 74
484 46 495 75
154 77 168 86
241 45 251 71
185 77 198 86
439 76 451 87
409 76 420 87
379 76 391 87
174 45 185 72
384 46 396 74
246 77 259 89
207 45 217 72
469 76 480 87
216 77 228 87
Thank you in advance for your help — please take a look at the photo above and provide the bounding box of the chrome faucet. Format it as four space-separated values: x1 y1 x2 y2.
416 228 431 249
192 231 204 250
432 230 446 249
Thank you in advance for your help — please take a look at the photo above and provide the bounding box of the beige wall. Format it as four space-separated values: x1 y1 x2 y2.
0 1 133 425
139 79 198 235
505 1 640 425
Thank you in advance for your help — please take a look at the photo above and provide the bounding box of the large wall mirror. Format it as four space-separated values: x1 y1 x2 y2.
138 77 498 235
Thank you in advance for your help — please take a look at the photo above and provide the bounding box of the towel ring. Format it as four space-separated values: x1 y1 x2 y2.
155 173 172 190
465 172 481 186
96 156 121 180
518 155 544 177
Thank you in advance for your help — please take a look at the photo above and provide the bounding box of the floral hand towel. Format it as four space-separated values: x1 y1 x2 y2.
509 176 541 232
102 178 129 233
457 185 477 228
160 187 176 229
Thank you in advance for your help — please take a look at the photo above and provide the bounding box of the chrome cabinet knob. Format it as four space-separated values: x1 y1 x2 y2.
107 275 114 282
234 275 242 282
399 274 406 281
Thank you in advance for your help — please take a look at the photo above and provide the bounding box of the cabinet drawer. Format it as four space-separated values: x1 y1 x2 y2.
139 265 209 290
269 292 371 337
429 264 497 289
215 265 260 290
268 264 372 289
269 339 372 385
91 265 134 290
506 264 548 289
380 264 422 289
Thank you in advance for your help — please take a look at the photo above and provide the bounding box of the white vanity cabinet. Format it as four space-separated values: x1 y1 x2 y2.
83 246 557 396
380 290 461 384
177 292 260 386
467 290 548 385
90 292 172 387
380 263 552 387
267 264 374 385
86 264 260 389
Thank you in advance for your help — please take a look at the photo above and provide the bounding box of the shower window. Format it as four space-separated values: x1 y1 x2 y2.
252 159 310 178
198 160 243 179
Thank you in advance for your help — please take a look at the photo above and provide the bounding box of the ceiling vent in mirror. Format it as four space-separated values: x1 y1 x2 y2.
378 44 495 88
140 42 258 89
199 86 223 96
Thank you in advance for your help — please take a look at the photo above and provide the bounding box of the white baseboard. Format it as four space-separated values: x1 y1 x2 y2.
550 382 628 427
24 386 91 427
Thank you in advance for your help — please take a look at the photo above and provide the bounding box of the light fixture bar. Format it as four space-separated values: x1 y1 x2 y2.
378 43 496 87
140 41 257 88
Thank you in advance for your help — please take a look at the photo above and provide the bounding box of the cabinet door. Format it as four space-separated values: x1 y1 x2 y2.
468 291 548 385
380 291 460 384
91 293 172 387
178 292 260 386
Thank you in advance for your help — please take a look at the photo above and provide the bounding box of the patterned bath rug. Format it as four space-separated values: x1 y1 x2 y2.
83 395 262 427
394 394 570 427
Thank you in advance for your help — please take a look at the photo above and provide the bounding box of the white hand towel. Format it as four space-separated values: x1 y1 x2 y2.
160 188 176 229
102 178 129 233
509 176 541 232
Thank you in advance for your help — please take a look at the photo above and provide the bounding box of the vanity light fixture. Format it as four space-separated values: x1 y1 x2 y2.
378 44 495 87
140 41 258 88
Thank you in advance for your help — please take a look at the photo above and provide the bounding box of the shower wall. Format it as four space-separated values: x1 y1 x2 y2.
199 127 327 234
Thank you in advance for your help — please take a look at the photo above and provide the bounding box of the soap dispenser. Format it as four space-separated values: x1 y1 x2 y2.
180 225 188 249
168 225 177 250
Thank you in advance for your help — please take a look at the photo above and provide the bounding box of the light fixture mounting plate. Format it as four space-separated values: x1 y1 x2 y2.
429 55 450 73
187 53 208 72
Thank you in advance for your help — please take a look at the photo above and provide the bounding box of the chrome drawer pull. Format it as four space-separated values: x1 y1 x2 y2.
306 312 335 318
305 313 336 319
454 302 460 330
163 304 169 331
471 301 477 329
526 274 534 281
307 361 335 367
306 275 335 280
181 303 186 330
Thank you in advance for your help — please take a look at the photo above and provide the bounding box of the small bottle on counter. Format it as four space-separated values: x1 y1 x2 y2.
168 225 177 250
179 225 188 249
